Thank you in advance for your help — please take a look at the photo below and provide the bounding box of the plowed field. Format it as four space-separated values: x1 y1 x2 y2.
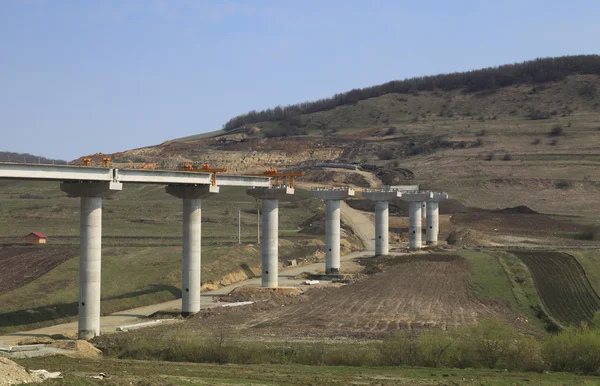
0 246 77 294
191 254 514 339
513 251 600 325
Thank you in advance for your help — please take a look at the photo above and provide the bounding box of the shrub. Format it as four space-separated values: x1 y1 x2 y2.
548 138 559 146
476 128 488 137
416 329 457 367
378 331 419 366
528 109 551 120
555 180 573 189
531 137 541 145
548 125 564 137
542 327 600 374
502 153 513 161
484 152 494 161
385 127 398 136
575 225 600 241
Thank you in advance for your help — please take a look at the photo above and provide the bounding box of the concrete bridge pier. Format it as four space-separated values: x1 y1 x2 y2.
166 185 219 317
311 188 355 274
247 187 295 287
401 192 434 250
362 189 402 256
60 181 123 340
426 192 449 246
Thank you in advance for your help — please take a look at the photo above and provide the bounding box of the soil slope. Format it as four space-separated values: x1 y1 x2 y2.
187 254 514 339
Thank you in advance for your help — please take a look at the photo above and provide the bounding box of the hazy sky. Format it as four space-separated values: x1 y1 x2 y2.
1 0 599 160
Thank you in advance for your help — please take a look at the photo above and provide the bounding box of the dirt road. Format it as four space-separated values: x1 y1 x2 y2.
0 204 376 345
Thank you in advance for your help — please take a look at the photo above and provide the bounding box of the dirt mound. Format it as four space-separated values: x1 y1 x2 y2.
493 205 539 214
222 286 304 303
303 168 381 188
0 357 41 385
446 227 496 247
451 211 584 237
0 247 77 295
50 340 102 358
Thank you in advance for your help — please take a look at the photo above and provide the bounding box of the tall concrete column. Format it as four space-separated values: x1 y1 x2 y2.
401 192 433 250
79 196 102 339
166 184 219 316
262 199 279 287
325 199 341 274
375 201 389 255
182 198 201 315
425 192 448 246
312 188 355 274
248 187 295 287
409 202 422 249
61 181 122 340
362 189 402 256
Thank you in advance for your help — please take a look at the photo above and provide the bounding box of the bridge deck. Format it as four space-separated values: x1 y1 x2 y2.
0 163 271 187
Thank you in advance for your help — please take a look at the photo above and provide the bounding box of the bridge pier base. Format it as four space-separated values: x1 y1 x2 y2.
166 185 219 317
60 181 122 340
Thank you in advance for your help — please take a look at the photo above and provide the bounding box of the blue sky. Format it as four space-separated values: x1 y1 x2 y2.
1 0 599 160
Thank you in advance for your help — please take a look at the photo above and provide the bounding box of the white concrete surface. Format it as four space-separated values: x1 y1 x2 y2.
261 199 279 287
325 199 341 273
408 202 422 250
374 200 389 255
425 192 449 246
79 196 103 340
0 163 113 181
362 190 402 256
0 162 271 187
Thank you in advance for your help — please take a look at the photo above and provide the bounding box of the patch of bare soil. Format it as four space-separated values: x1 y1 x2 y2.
189 254 513 340
450 210 585 238
0 247 77 294
49 340 102 359
446 227 497 247
0 357 41 385
302 168 381 188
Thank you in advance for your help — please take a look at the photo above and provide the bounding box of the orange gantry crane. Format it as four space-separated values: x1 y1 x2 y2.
82 157 111 167
128 161 158 170
178 163 228 186
245 169 304 188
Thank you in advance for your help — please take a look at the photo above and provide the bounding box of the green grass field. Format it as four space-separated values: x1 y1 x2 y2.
15 356 600 385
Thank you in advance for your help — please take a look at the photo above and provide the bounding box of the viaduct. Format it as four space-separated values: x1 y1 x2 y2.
0 162 446 340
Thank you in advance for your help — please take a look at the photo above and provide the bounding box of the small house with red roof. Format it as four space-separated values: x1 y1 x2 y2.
25 232 47 245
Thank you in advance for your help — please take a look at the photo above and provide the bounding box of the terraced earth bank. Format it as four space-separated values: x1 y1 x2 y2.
0 246 77 294
513 251 600 325
187 254 514 339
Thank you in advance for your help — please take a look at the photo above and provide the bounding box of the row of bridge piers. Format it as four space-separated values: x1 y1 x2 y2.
58 181 446 340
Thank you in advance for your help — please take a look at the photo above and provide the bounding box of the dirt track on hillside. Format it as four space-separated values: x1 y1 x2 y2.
0 247 77 294
190 254 513 339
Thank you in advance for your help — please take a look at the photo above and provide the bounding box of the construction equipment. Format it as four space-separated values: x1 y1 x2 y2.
245 169 304 188
178 163 228 186
83 158 92 166
102 157 111 167
128 161 158 170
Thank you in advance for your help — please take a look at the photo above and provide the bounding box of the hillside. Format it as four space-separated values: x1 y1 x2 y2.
79 56 600 220
0 151 67 165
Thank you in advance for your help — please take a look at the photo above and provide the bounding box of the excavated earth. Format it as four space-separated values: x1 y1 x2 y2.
178 254 517 340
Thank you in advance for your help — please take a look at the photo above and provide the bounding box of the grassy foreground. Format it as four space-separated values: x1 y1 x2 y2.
15 356 600 385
